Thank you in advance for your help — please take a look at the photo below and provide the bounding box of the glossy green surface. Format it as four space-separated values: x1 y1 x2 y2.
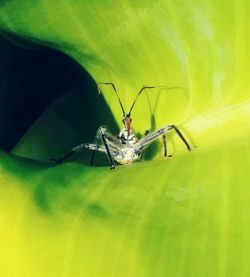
0 1 250 276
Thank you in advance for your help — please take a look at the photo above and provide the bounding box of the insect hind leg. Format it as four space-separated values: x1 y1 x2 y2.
137 124 191 158
50 150 75 164
90 150 96 166
162 134 173 158
51 143 104 164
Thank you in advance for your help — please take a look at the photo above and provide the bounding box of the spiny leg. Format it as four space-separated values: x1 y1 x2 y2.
169 125 191 151
51 143 103 164
163 135 167 157
90 126 107 166
140 130 150 160
101 134 116 170
162 134 173 158
51 150 75 164
143 130 171 158
90 126 114 166
137 124 191 157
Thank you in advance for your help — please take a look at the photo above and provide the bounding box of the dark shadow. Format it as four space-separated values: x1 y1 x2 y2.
0 31 120 213
142 92 162 160
0 33 74 151
43 63 119 166
0 32 119 167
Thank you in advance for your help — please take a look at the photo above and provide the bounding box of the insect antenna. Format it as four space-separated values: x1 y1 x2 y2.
97 82 125 116
128 86 187 115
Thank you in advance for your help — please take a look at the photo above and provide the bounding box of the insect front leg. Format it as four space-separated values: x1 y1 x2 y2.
90 126 107 166
89 126 119 166
101 134 116 170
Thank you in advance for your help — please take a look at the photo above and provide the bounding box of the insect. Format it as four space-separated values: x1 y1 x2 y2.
52 83 192 169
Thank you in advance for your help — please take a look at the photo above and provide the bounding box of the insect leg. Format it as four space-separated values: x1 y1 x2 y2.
137 126 171 149
90 150 96 166
137 125 191 153
51 143 104 164
101 134 116 170
140 130 150 160
163 134 167 157
162 134 172 157
168 125 191 151
51 150 75 164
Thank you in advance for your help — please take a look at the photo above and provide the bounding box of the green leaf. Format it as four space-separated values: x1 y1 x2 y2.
0 1 250 276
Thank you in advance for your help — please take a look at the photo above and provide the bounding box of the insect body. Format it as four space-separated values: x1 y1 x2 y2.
52 83 192 169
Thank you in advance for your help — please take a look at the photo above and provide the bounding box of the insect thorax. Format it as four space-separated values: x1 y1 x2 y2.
119 128 138 146
109 128 140 164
